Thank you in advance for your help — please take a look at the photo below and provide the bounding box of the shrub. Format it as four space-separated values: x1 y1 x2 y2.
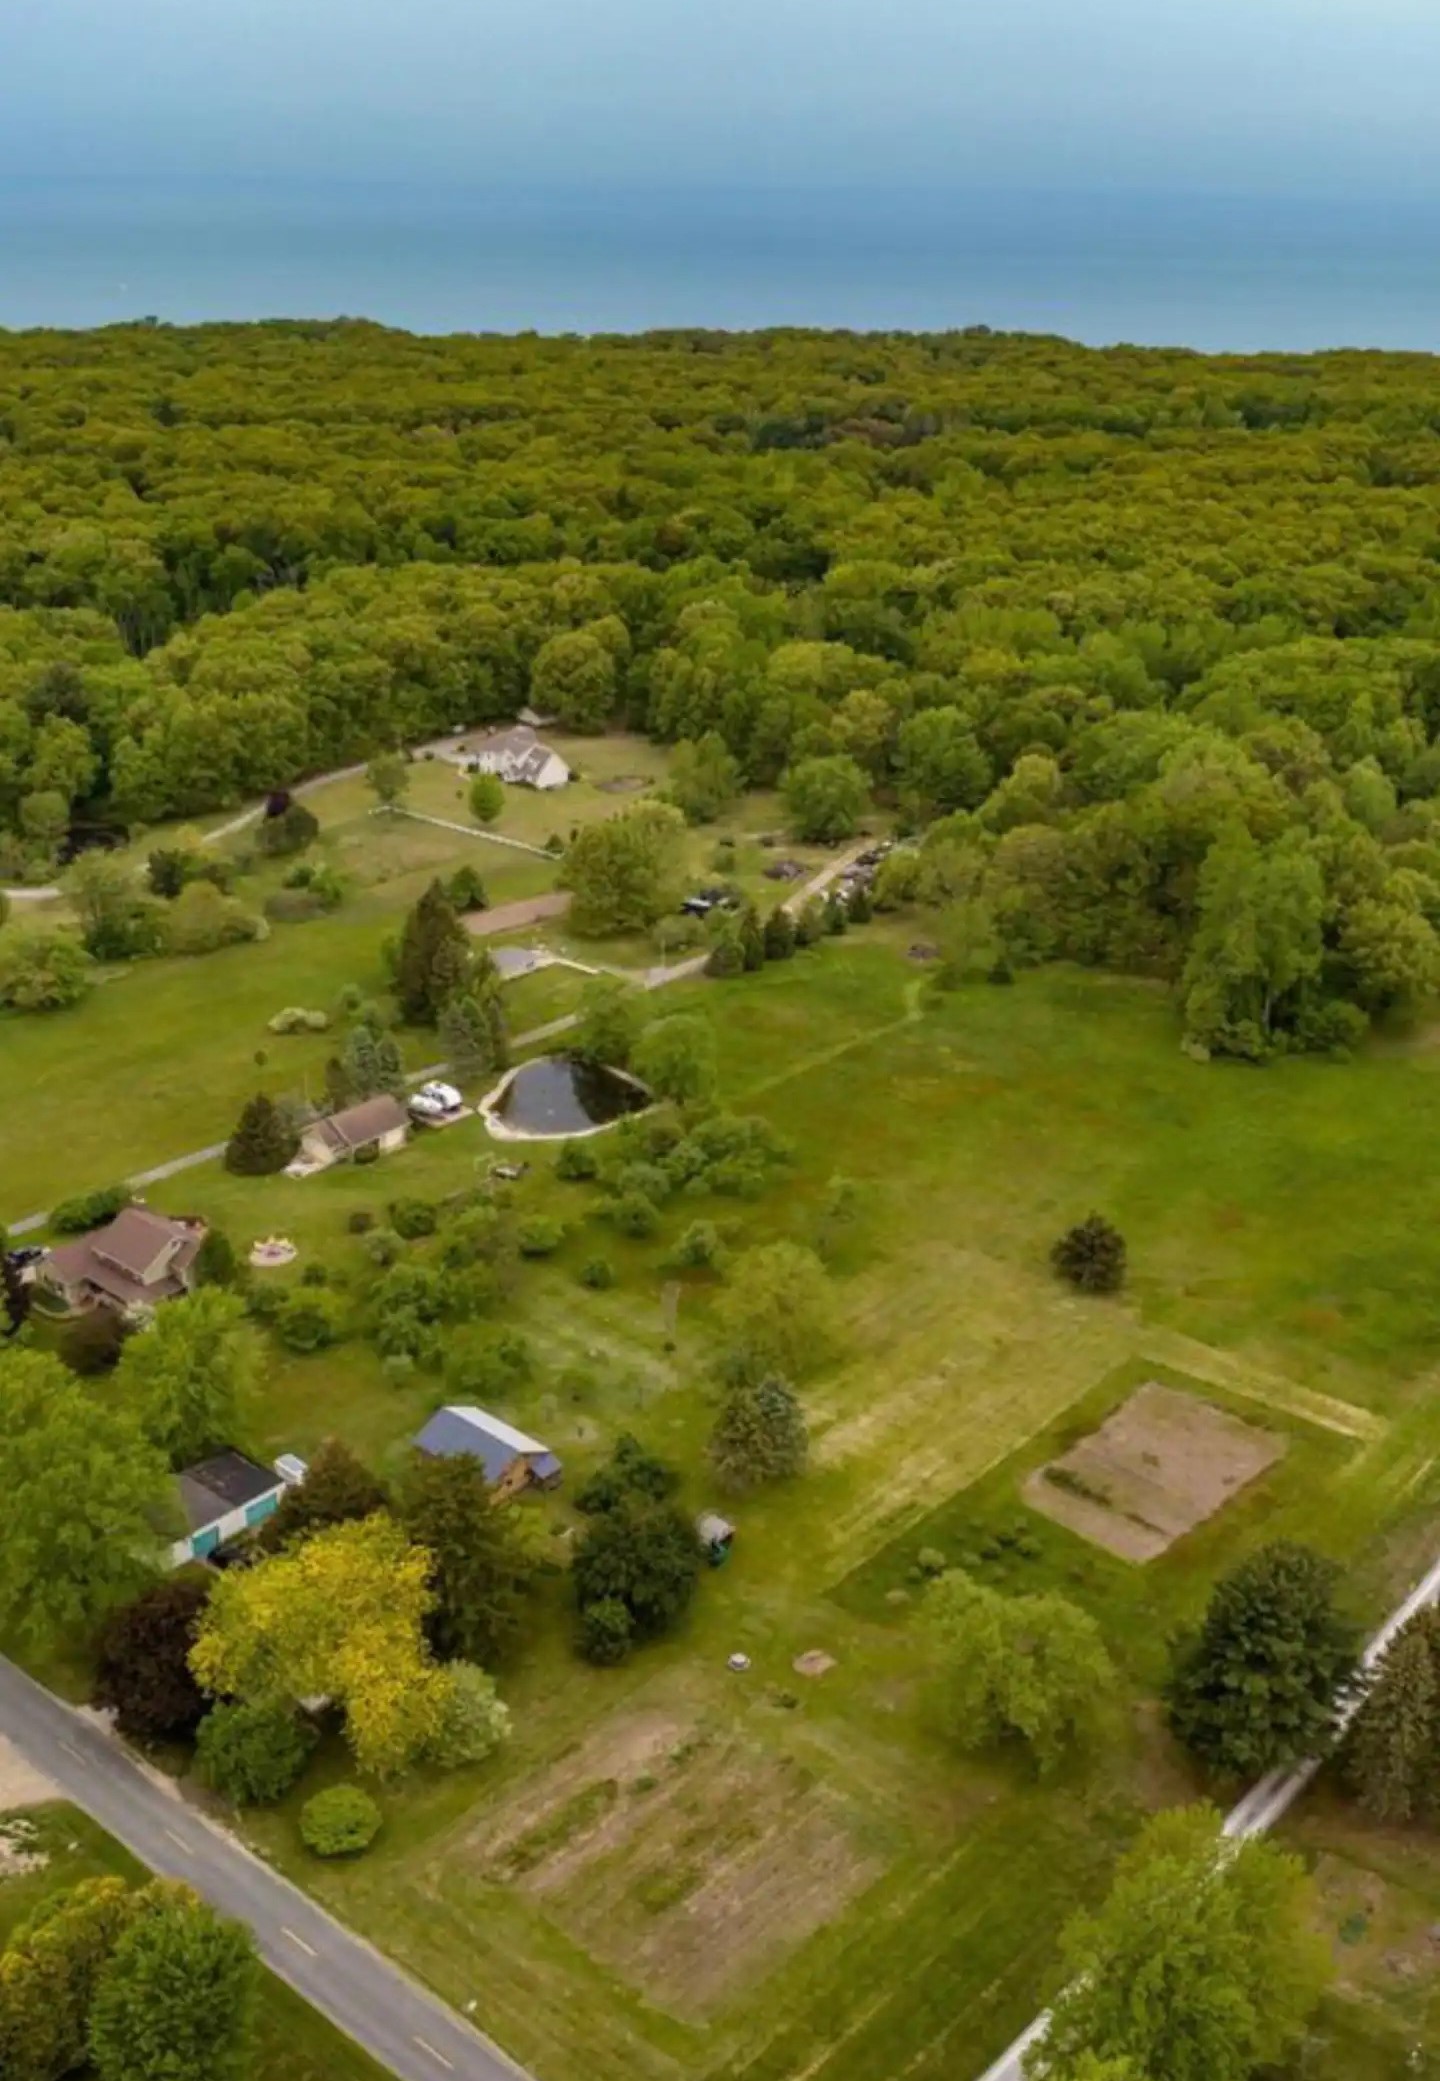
1050 1214 1126 1294
59 1306 130 1375
390 1198 438 1240
445 863 489 912
556 1140 599 1182
273 1288 345 1352
51 1183 131 1235
579 1597 634 1666
668 1220 726 1272
267 1006 330 1035
347 1209 376 1234
608 1191 660 1240
195 1701 316 1806
300 1785 382 1857
363 1225 403 1267
576 1433 679 1514
579 1256 615 1290
516 1216 565 1258
353 1140 380 1166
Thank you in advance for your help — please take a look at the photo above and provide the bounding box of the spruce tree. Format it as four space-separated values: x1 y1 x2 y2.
374 1032 406 1097
705 914 745 977
763 906 796 961
439 992 504 1081
224 1094 297 1175
1345 1608 1440 1822
322 1055 351 1113
340 1023 383 1100
739 903 766 971
396 880 471 1025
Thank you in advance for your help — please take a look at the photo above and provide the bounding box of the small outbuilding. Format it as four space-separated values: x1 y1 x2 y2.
295 1094 409 1172
170 1449 288 1567
697 1512 736 1565
413 1404 562 1499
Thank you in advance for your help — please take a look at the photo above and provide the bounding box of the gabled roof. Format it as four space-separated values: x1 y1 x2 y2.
311 1093 408 1152
47 1208 204 1306
414 1404 561 1485
177 1449 283 1533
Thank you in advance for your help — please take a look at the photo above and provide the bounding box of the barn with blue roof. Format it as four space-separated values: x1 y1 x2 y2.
414 1404 562 1498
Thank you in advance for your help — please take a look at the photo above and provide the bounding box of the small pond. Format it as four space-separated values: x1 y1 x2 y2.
485 1055 651 1139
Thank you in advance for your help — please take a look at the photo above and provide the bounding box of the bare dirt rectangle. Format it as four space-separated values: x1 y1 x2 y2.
465 891 572 937
1025 1380 1285 1561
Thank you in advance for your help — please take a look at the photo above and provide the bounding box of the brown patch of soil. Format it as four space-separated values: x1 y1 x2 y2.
1025 1380 1284 1562
793 1650 837 1678
469 1714 884 2019
0 1738 55 1813
465 890 572 937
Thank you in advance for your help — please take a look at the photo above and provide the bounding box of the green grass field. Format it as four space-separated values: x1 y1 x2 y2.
0 1805 387 2081
12 894 1440 2077
87 940 1438 2081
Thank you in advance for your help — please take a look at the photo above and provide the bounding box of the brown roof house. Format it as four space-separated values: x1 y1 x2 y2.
42 1207 207 1316
294 1093 409 1173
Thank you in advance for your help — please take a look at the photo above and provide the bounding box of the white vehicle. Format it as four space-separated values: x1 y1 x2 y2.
409 1080 463 1120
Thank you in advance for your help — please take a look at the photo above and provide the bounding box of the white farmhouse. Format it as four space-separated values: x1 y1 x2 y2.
469 724 570 791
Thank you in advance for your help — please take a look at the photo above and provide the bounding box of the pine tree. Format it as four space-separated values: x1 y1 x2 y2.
396 880 471 1025
341 1023 383 1099
1051 1214 1126 1294
479 989 510 1071
739 904 766 971
322 1055 351 1112
1345 1608 1440 1822
824 893 849 935
763 906 797 960
374 1032 406 1097
705 914 745 977
438 992 506 1081
224 1094 297 1175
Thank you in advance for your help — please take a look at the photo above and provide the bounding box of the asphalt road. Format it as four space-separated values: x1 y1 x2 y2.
972 1544 1440 2081
0 1655 529 2081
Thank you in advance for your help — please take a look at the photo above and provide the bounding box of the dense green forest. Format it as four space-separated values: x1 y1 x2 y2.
6 319 1440 1055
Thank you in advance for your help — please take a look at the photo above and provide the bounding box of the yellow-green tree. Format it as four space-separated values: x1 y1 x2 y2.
190 1515 450 1777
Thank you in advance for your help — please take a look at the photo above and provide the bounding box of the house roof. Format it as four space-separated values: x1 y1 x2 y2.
47 1208 204 1307
474 724 538 760
414 1404 561 1485
312 1093 409 1152
177 1449 283 1533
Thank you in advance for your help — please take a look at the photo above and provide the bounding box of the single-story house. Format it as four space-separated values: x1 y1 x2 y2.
414 1404 562 1499
170 1448 288 1566
296 1094 409 1172
41 1207 207 1316
469 724 570 791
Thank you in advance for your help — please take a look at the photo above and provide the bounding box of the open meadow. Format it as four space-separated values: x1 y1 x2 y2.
37 934 1440 2081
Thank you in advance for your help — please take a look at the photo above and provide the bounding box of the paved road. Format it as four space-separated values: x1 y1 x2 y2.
0 1655 528 2081
973 1544 1440 2081
6 844 868 1236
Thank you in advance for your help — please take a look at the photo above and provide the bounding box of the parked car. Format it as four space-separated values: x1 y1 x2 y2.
409 1081 463 1121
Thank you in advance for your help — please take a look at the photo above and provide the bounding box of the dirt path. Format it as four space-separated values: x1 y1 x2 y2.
466 891 572 937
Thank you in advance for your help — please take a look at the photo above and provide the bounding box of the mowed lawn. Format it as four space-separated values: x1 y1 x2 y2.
0 1805 387 2081
134 942 1440 2081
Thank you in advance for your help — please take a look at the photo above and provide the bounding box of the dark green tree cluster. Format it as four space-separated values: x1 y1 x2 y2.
395 878 473 1025
1344 1606 1440 1822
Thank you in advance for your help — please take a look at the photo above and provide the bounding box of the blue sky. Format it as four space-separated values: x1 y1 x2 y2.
5 0 1439 196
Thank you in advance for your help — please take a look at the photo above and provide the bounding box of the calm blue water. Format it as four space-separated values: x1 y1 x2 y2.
3 181 1439 352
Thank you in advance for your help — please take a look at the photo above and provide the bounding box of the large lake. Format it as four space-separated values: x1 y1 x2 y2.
3 181 1438 351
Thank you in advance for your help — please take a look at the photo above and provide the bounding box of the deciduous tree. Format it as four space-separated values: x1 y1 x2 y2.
927 1569 1113 1774
87 1881 258 2081
115 1287 255 1467
783 753 870 842
94 1573 212 1743
708 1375 809 1491
1025 1806 1329 2081
632 1011 718 1108
399 1449 537 1667
711 1241 837 1385
0 1348 172 1643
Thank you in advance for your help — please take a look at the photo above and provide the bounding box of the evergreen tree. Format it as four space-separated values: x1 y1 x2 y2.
399 1449 537 1666
1167 1542 1360 1777
258 1438 390 1554
1345 1607 1440 1822
708 1375 808 1490
374 1032 406 1097
223 1093 297 1175
1 1225 31 1339
824 892 849 935
704 913 745 977
1051 1214 1126 1294
738 903 766 971
763 905 797 960
395 880 471 1025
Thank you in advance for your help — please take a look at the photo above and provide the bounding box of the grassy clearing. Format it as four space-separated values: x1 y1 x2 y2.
17 934 1440 2077
142 943 1440 2081
0 1804 387 2081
